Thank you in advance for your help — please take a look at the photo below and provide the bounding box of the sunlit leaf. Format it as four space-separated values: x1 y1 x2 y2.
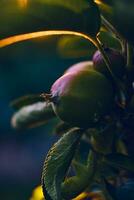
0 0 100 48
95 0 114 26
42 128 83 200
11 102 56 129
0 30 96 48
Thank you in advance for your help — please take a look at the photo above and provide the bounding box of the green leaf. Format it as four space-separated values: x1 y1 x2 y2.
10 94 45 110
116 139 127 155
61 151 97 199
99 30 121 50
57 31 121 58
11 102 55 129
72 160 88 177
0 0 100 39
98 0 113 6
104 153 134 172
42 128 83 200
96 0 113 22
30 0 101 37
57 35 96 58
38 0 90 12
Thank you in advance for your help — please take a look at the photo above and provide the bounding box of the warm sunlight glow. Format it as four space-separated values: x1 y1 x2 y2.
0 30 96 48
18 0 28 8
94 0 101 5
72 192 89 200
72 191 104 200
95 0 112 13
30 186 43 200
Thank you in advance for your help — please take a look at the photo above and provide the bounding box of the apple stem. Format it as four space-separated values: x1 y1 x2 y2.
40 93 52 102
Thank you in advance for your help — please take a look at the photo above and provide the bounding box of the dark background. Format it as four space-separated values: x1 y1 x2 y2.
0 39 85 200
0 1 90 199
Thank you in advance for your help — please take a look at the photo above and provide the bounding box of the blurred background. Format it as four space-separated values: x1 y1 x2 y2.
0 1 90 199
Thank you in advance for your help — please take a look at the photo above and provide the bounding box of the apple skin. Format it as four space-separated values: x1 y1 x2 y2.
93 48 126 80
51 69 114 128
64 61 93 74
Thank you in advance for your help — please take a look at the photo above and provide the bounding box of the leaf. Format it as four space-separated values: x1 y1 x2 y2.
38 0 90 13
95 0 113 13
95 0 113 23
104 154 134 172
42 128 83 200
0 0 100 47
116 139 127 155
28 0 100 38
99 30 121 50
57 35 96 58
61 151 97 199
72 160 88 176
11 102 55 129
56 30 120 59
10 94 45 110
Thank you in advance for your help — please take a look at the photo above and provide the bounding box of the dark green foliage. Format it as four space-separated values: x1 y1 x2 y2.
42 128 83 200
104 154 134 172
2 0 134 200
57 35 95 58
27 0 101 37
61 151 97 199
11 102 55 129
113 0 134 45
0 0 100 38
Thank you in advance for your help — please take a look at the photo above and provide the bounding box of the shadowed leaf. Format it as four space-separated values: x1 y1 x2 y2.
61 151 97 199
57 35 95 58
104 154 134 172
11 102 55 129
42 128 83 200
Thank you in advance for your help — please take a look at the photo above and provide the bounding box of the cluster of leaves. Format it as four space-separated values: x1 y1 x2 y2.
1 0 134 200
